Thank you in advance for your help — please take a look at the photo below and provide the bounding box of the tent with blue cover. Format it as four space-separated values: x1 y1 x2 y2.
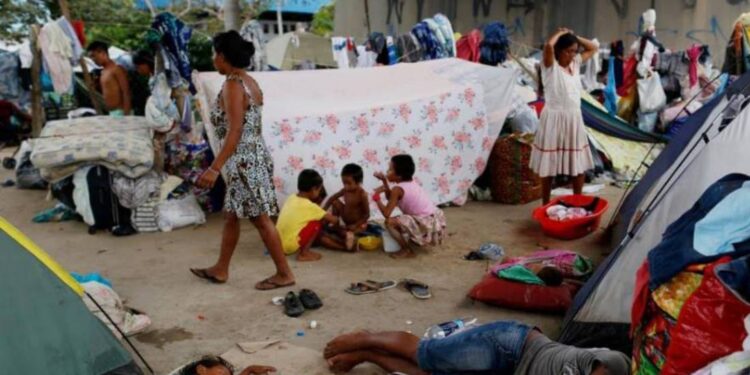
0 217 143 374
581 95 667 143
558 71 750 352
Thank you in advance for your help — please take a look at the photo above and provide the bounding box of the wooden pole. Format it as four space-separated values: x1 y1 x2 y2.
58 0 103 114
30 25 45 137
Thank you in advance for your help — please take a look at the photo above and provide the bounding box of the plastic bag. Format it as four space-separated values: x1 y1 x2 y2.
157 194 206 232
15 151 47 190
638 110 659 133
508 106 539 134
638 72 667 113
662 258 750 375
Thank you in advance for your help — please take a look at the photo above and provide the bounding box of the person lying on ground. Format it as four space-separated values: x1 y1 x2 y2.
324 320 630 375
87 41 131 116
179 355 275 375
323 163 371 251
276 169 342 261
373 154 446 259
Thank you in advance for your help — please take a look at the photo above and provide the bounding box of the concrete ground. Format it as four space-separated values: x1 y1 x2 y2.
0 150 623 374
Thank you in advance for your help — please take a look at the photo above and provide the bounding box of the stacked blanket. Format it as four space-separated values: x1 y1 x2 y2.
30 116 154 182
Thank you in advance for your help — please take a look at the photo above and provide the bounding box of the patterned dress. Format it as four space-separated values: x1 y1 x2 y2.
211 74 279 218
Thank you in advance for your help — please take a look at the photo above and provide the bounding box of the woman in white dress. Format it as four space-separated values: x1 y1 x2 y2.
530 28 598 204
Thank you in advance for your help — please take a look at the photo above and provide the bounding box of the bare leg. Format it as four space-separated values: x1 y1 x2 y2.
297 233 323 262
250 215 295 288
328 350 427 375
541 176 552 205
319 232 350 252
198 212 240 282
572 174 586 195
325 331 421 362
386 219 415 259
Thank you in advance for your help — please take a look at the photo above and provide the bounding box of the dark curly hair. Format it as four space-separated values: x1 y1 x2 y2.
213 30 255 68
341 163 364 183
554 33 580 60
179 356 234 375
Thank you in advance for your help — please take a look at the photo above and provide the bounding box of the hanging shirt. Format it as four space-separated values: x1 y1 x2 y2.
331 37 350 69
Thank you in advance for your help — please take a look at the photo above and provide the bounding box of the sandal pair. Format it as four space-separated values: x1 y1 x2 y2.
345 279 432 299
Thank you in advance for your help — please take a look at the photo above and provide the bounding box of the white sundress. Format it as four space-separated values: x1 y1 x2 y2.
530 54 594 178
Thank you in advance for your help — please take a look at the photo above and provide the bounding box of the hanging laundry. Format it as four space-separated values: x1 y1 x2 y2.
367 32 389 65
56 17 84 62
331 37 350 69
423 18 448 58
581 39 602 91
355 46 377 68
604 54 619 116
146 13 194 93
479 22 510 66
38 21 75 94
386 36 397 65
456 29 481 63
71 20 86 46
0 50 22 100
611 40 624 88
411 22 443 60
239 19 268 72
145 73 179 132
395 33 422 63
433 14 456 57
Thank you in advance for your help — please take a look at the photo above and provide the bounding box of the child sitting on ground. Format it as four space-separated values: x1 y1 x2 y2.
323 163 371 251
276 169 338 262
373 154 446 258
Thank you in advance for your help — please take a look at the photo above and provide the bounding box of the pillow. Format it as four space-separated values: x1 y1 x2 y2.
468 273 581 314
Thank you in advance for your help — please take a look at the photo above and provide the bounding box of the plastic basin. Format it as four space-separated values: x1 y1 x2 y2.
532 195 609 240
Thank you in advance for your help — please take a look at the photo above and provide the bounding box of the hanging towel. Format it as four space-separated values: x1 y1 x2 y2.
146 13 194 93
457 29 481 63
38 21 74 94
411 22 443 60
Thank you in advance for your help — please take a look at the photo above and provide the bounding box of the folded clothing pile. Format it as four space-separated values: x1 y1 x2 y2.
546 205 592 221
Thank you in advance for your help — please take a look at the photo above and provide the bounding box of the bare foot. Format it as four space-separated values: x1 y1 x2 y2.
389 249 416 259
345 231 356 252
324 331 370 359
297 249 323 262
327 351 367 373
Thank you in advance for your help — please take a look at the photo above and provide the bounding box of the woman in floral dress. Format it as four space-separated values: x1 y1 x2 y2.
191 31 294 290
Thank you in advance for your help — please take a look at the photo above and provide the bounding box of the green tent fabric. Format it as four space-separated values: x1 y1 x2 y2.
0 217 140 375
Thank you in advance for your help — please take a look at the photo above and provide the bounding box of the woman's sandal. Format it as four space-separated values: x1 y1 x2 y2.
345 280 396 295
190 268 226 284
399 279 432 300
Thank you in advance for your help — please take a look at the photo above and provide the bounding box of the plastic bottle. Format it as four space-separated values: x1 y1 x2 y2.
424 318 478 339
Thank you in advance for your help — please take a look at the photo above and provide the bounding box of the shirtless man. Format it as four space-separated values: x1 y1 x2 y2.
324 320 630 375
87 41 131 116
324 163 370 251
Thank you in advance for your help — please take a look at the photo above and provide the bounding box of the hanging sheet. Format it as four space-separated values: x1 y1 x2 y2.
194 59 515 207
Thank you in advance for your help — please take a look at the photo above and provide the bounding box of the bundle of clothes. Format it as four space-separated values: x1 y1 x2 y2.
631 174 750 374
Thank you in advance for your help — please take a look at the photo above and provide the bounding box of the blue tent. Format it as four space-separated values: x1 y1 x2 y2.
559 71 750 352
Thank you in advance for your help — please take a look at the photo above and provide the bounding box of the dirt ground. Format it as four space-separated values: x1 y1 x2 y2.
0 149 623 374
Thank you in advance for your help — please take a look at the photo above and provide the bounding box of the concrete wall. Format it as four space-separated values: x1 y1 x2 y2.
334 0 750 64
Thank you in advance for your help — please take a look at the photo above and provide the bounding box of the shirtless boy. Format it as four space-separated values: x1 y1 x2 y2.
324 163 370 251
87 41 131 116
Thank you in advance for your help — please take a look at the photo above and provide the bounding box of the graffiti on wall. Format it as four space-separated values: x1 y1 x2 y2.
507 0 535 15
473 0 493 18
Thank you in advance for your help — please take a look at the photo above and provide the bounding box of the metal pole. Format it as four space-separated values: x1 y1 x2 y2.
58 0 103 114
276 0 284 35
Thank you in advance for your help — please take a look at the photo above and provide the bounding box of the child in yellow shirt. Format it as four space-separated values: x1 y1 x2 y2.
277 169 338 262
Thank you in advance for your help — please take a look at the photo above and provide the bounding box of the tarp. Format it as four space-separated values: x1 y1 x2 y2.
581 94 667 143
0 217 140 375
194 58 515 207
559 71 750 352
265 32 336 70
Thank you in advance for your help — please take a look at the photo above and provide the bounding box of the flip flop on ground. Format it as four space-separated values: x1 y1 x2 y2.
399 279 432 299
255 277 296 291
345 280 397 295
190 268 226 284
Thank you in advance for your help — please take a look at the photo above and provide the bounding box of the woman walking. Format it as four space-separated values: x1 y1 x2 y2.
191 31 295 290
530 28 598 204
